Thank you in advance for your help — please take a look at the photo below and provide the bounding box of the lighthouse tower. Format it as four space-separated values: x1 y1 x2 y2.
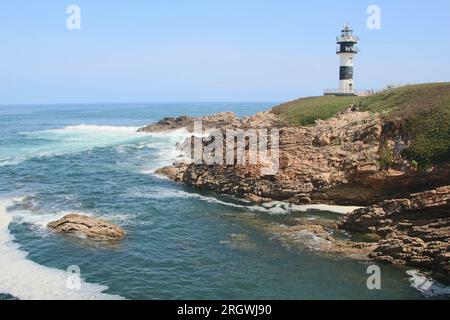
336 23 359 95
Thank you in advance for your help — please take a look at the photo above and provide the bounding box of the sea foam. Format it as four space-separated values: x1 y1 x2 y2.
407 270 450 298
128 186 360 215
0 198 123 300
0 124 153 167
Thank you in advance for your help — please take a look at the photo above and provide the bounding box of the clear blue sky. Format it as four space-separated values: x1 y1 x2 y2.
1 0 449 104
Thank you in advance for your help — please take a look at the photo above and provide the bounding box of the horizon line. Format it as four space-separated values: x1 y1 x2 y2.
0 100 283 108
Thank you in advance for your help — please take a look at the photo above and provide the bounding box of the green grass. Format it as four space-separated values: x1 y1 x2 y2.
360 82 450 116
270 83 450 167
271 95 360 126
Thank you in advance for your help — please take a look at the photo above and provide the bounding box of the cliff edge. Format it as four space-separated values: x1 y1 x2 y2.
141 83 450 275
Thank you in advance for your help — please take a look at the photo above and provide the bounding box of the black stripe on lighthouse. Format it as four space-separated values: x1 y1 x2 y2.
339 66 353 80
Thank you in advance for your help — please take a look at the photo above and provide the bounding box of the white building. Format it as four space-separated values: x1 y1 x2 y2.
325 23 360 96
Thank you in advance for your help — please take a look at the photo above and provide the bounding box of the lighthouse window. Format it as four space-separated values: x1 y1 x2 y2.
340 66 353 80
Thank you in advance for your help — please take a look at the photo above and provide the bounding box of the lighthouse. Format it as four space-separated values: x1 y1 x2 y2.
335 23 359 95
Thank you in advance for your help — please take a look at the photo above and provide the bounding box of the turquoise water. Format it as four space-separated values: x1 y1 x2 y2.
0 103 445 299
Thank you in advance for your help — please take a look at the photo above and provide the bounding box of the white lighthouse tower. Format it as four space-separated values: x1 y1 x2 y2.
335 23 359 95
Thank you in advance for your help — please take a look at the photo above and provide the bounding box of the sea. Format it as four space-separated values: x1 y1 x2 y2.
0 102 449 300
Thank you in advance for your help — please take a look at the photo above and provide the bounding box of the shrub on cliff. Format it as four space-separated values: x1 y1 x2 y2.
364 83 450 168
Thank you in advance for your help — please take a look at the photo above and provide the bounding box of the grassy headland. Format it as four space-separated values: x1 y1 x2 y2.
271 83 450 168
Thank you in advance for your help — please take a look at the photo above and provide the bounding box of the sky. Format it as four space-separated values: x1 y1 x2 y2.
0 0 449 104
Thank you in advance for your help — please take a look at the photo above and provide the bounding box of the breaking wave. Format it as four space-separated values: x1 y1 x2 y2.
0 124 190 168
407 270 450 298
0 198 123 300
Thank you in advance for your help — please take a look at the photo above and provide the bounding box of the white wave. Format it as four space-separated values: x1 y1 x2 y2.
108 128 192 175
0 198 123 300
289 203 361 214
10 206 135 230
129 187 248 207
272 228 332 251
11 209 68 230
251 201 359 215
95 212 138 226
2 123 192 171
22 124 146 149
407 270 450 298
128 187 359 214
136 128 193 174
0 156 17 167
0 124 153 167
48 124 141 133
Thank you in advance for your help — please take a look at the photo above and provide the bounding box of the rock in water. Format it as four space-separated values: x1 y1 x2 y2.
339 186 450 275
47 214 126 241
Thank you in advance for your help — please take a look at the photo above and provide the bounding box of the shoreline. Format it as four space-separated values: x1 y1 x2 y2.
142 98 450 278
0 198 124 300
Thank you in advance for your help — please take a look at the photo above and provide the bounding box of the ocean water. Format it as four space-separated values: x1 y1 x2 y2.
0 103 448 300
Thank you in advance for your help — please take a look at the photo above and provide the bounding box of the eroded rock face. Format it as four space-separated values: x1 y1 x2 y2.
151 110 377 201
47 214 126 241
339 186 450 275
150 107 450 205
142 106 450 275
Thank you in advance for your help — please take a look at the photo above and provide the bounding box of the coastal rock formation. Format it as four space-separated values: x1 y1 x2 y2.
152 107 449 206
137 111 284 133
155 164 188 182
340 186 450 274
47 214 126 241
138 112 239 133
267 221 377 261
142 91 450 275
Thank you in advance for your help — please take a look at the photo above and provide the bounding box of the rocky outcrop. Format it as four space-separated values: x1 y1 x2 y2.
138 112 239 133
143 105 450 275
339 186 450 275
138 111 284 133
155 164 188 182
267 222 377 261
47 214 126 241
152 108 449 205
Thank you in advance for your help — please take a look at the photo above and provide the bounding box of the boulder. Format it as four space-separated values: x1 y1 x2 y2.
48 214 126 241
155 164 188 182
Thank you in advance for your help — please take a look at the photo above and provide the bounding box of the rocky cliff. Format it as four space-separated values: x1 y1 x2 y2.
141 83 450 276
153 107 449 206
